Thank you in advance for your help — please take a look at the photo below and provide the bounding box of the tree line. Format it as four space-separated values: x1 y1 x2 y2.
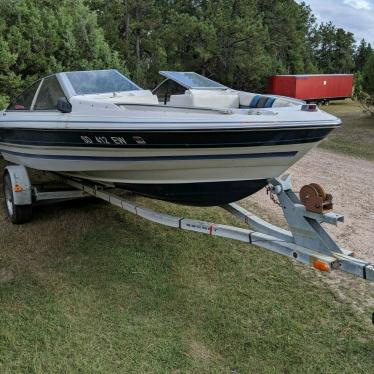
0 0 373 108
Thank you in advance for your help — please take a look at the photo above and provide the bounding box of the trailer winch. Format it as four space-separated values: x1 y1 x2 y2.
299 183 333 213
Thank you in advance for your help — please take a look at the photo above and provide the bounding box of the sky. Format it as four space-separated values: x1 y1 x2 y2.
298 0 374 45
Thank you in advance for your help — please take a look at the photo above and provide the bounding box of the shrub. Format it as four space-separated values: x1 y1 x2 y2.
354 55 374 115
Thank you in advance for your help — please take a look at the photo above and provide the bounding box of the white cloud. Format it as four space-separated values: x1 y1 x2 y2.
299 0 374 45
344 0 371 10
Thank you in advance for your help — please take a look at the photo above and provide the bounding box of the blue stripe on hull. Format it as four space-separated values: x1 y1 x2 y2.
0 149 297 161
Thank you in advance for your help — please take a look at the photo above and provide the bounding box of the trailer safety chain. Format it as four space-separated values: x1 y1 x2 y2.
266 185 281 206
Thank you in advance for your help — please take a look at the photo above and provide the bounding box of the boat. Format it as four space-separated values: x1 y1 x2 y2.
0 69 341 206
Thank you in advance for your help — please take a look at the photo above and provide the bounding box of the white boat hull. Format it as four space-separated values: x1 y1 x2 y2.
0 142 312 184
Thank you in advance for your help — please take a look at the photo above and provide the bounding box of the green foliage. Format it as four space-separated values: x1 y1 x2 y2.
89 0 359 91
354 56 374 116
89 0 326 91
161 0 274 91
89 0 274 90
0 0 124 106
0 95 9 109
87 0 165 87
311 22 355 73
257 0 318 74
362 54 374 95
0 0 370 106
355 39 373 71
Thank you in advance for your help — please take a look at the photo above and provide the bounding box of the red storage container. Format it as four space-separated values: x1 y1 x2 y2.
268 74 353 102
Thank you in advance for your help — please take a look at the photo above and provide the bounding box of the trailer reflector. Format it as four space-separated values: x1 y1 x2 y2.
313 260 330 272
14 183 23 192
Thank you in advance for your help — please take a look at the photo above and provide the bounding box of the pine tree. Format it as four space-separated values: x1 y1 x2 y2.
0 0 123 107
256 0 318 74
354 55 374 116
89 0 165 87
312 22 355 73
355 39 373 72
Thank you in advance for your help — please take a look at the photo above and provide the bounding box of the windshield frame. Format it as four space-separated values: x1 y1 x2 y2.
159 71 227 90
60 69 142 97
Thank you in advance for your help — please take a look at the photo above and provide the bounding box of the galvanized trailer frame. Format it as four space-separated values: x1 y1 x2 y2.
3 165 374 283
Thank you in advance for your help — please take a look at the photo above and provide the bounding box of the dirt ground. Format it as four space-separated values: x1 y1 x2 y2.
244 147 374 262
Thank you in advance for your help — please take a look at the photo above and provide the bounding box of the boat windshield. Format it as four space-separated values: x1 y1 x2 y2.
65 70 141 95
159 71 227 90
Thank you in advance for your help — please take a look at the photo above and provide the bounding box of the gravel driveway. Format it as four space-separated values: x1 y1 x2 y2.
244 148 374 262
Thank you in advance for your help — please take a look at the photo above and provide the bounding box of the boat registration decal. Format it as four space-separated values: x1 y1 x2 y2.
81 136 128 145
80 135 147 145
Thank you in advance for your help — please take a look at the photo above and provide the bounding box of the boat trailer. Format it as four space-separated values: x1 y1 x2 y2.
3 164 374 284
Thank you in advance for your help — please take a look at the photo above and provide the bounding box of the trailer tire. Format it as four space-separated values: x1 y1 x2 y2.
3 172 32 224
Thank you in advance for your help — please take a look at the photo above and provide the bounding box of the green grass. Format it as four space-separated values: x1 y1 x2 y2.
319 100 374 160
1 160 374 373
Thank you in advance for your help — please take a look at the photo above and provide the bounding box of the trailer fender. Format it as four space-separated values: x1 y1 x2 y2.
4 165 32 205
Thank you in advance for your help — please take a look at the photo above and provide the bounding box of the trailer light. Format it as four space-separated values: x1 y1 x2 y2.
14 183 23 192
313 260 330 272
301 104 317 112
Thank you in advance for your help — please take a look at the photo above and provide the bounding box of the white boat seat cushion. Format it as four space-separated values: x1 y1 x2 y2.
237 91 257 107
169 90 239 108
168 93 194 107
168 90 294 109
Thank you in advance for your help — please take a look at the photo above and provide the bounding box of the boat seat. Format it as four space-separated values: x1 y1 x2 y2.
264 97 276 107
238 93 276 109
168 93 193 107
248 95 276 108
169 90 240 109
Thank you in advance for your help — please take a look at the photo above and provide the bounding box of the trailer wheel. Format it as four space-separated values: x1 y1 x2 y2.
3 172 32 224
